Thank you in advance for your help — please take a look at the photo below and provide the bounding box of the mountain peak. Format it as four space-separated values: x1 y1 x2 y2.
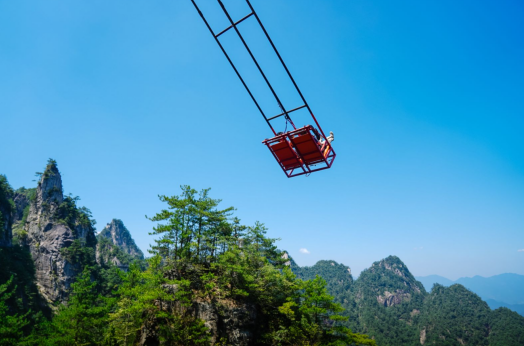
97 219 144 259
357 255 426 306
374 255 412 280
36 159 63 208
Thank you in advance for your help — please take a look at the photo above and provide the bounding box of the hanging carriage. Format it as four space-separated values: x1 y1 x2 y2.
191 0 336 177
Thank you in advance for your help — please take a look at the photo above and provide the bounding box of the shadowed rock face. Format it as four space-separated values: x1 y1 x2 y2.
0 176 14 247
25 161 96 304
0 200 13 247
12 190 31 223
97 219 144 259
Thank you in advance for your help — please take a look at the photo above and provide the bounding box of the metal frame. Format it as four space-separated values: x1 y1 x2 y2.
263 125 335 178
191 0 336 177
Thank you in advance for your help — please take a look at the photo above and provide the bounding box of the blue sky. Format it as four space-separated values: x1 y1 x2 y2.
1 0 523 280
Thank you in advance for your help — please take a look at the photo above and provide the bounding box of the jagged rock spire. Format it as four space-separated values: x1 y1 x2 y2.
97 219 144 259
25 159 96 305
35 159 63 212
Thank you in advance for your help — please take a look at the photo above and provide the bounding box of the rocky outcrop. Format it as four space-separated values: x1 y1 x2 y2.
137 263 259 346
377 289 412 307
97 219 144 259
24 160 96 304
138 298 257 346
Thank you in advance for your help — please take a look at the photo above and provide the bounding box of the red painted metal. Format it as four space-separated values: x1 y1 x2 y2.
262 125 336 178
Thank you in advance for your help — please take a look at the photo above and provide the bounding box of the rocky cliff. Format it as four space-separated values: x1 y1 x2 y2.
137 265 258 346
24 159 97 304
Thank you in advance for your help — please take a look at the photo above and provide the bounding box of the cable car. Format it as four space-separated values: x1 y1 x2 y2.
191 0 336 177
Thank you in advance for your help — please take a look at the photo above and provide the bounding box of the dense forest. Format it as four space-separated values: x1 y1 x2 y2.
0 161 375 346
2 160 524 345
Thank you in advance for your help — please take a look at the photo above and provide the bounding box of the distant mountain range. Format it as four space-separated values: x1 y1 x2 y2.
416 274 524 316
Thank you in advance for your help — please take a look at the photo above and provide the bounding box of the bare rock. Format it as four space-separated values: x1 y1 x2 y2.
420 327 426 345
377 290 412 307
24 160 96 304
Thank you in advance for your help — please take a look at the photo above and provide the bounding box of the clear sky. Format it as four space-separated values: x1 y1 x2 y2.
1 0 523 280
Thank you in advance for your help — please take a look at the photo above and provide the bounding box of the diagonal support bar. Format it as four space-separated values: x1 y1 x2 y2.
217 0 296 131
268 104 307 121
190 0 277 135
215 12 254 38
245 0 324 137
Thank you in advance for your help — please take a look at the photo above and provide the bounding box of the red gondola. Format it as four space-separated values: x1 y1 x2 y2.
191 0 336 178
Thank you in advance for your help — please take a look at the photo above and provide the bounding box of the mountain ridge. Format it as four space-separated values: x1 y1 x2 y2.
417 272 524 316
292 255 524 345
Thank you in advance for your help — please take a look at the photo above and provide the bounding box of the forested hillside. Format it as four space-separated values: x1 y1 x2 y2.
417 274 524 317
0 161 375 346
293 256 524 346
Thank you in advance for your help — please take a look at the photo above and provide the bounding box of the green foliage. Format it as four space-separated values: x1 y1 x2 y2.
61 239 97 269
291 255 524 346
417 284 491 346
0 184 401 345
42 159 58 181
293 260 353 304
15 187 37 203
0 246 50 345
265 273 376 346
144 186 374 345
488 307 524 346
0 246 48 317
148 186 235 263
97 219 144 259
106 257 210 346
39 267 111 346
0 175 14 213
0 175 14 240
0 276 30 346
56 195 97 232
96 236 135 267
12 200 32 244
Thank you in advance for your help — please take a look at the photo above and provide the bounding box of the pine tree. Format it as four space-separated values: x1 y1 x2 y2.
0 277 30 346
46 267 109 346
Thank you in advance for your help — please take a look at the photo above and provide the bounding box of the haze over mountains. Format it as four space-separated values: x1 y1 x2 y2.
417 274 524 316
